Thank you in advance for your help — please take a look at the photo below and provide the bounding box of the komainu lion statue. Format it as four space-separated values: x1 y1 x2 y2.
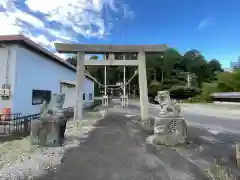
153 91 187 146
30 93 68 146
155 91 181 116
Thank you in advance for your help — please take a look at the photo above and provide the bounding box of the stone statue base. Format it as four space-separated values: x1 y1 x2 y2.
154 116 187 146
30 118 60 146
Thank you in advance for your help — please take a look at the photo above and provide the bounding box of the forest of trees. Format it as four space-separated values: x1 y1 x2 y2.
66 48 239 102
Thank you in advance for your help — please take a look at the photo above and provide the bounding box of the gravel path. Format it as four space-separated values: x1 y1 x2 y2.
36 112 209 180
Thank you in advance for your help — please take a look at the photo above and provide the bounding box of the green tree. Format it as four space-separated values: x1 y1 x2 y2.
169 86 201 99
198 82 218 102
217 70 240 92
182 49 213 86
209 59 223 72
65 48 225 99
66 55 77 66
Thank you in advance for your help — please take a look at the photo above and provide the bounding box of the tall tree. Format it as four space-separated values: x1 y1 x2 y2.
209 59 223 72
182 49 213 86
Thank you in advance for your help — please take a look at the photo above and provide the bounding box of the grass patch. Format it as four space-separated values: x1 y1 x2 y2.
206 161 237 180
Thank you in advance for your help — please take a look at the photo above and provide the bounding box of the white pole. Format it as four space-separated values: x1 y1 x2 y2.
123 54 126 107
187 74 191 87
133 84 136 100
104 65 107 106
123 66 126 106
103 54 106 106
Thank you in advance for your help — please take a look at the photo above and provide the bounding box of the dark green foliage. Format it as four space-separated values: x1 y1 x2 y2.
169 86 201 99
65 48 224 99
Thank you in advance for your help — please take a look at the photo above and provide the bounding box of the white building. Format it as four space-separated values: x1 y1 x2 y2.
0 35 94 115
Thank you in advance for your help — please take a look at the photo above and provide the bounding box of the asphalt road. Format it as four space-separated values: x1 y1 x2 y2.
128 102 240 134
183 113 240 133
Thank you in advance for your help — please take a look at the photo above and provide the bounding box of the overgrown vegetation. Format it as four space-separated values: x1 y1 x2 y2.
65 48 240 102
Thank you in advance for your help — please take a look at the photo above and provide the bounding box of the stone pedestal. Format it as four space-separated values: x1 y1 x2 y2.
154 116 187 146
120 95 128 107
30 118 59 146
102 95 108 106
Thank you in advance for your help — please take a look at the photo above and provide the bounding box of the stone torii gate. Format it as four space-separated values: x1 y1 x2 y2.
54 44 168 122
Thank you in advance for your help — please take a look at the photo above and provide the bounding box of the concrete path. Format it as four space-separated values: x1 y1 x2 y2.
36 111 209 180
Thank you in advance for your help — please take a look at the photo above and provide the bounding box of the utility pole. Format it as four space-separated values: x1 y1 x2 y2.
187 73 197 87
180 71 196 88
187 74 191 87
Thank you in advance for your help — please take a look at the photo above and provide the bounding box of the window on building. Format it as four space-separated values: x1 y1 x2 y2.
32 90 51 105
60 82 75 93
83 93 85 100
89 93 92 100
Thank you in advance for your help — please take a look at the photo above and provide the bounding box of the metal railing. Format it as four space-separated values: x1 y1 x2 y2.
0 113 40 136
0 101 98 138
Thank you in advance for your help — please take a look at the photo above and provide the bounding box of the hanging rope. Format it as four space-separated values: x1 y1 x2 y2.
110 70 138 90
84 69 138 90
84 71 105 88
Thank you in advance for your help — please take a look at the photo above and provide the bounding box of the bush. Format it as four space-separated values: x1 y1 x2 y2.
198 82 218 102
148 81 162 98
169 86 201 99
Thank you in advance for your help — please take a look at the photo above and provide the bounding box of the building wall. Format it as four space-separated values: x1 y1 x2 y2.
60 81 94 108
12 45 94 115
0 45 17 112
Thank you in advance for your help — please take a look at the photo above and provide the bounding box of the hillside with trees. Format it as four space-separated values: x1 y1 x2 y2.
66 48 229 101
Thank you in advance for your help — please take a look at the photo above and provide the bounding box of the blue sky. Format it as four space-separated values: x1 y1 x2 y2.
0 0 239 68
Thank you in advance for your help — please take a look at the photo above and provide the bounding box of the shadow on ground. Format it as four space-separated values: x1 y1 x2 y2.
0 133 28 143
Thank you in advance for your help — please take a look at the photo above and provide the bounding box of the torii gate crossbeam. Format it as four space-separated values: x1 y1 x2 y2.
54 43 168 122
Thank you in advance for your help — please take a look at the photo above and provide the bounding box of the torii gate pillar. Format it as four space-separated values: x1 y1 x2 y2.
74 52 85 121
138 51 149 121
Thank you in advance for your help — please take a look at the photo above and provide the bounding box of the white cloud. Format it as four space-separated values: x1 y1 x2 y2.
29 34 52 47
47 29 79 42
0 0 134 54
0 12 22 34
122 4 135 20
0 0 14 10
198 17 215 29
54 52 69 59
14 9 45 28
25 0 130 39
